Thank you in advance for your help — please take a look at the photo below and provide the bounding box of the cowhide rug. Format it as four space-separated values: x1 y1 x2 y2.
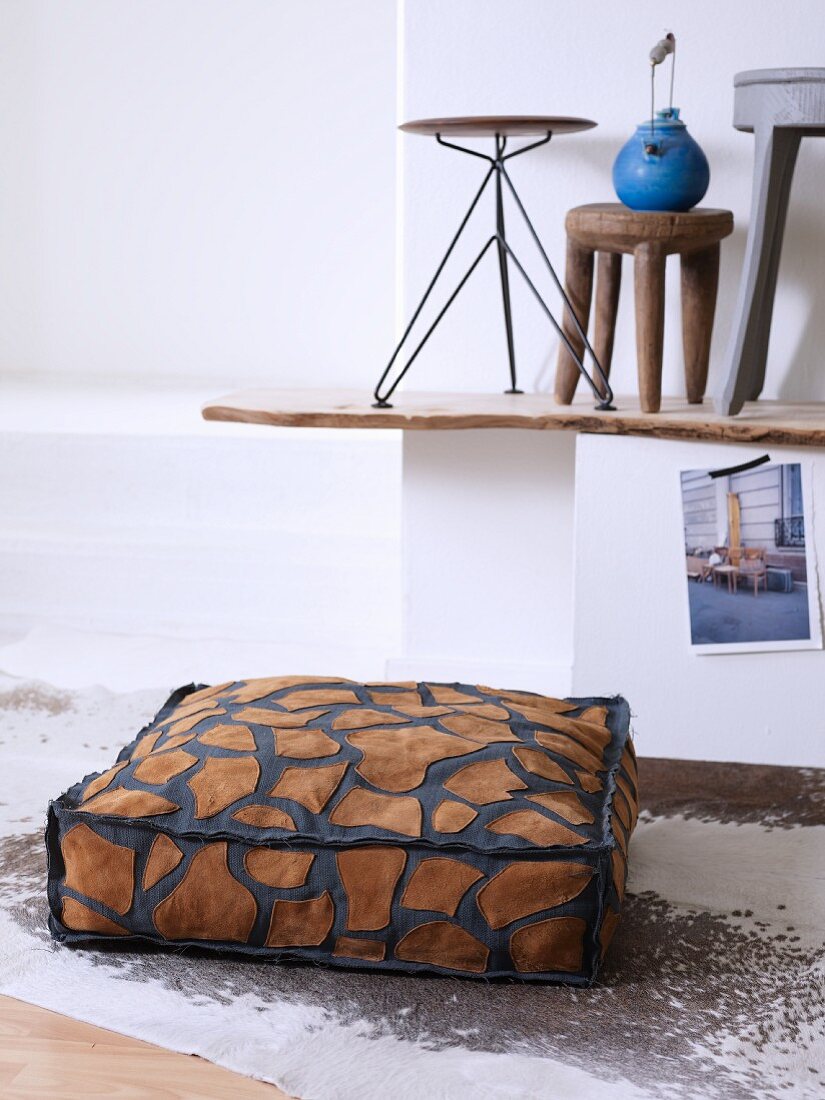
0 674 822 1099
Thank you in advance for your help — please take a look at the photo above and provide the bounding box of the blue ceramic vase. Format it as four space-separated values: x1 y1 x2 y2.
612 108 709 212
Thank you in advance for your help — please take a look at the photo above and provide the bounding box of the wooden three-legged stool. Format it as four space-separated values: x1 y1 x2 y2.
555 203 733 412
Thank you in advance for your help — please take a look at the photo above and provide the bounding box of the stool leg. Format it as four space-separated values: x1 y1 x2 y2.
593 252 622 398
681 243 720 404
714 127 801 415
554 238 593 404
634 243 666 413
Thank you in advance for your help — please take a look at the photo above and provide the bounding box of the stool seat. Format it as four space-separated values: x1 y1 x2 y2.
717 68 825 413
555 203 733 413
733 68 825 134
566 204 733 254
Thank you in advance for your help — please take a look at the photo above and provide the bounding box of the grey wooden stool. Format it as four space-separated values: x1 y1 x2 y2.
716 68 825 415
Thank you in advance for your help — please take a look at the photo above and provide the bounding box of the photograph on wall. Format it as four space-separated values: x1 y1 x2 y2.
680 460 822 653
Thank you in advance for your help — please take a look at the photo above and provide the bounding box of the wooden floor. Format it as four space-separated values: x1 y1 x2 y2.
0 995 291 1099
202 388 825 447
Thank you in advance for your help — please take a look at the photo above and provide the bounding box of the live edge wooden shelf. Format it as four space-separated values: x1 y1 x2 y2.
202 390 825 448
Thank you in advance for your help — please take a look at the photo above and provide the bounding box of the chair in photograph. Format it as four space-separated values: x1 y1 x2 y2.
737 548 767 596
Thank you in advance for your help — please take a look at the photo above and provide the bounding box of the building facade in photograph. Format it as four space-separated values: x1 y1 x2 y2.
681 463 806 582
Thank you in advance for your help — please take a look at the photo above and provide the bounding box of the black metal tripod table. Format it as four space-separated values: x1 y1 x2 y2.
372 115 614 410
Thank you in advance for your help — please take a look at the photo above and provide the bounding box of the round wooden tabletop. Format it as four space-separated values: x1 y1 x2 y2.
399 115 597 138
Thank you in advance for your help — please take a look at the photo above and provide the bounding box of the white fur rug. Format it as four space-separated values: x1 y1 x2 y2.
0 674 823 1099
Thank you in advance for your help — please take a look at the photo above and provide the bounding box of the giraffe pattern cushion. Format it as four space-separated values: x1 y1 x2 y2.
46 678 637 983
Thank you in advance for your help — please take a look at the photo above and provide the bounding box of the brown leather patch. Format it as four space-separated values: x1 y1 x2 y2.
454 703 510 720
133 749 198 785
163 694 223 719
443 759 527 805
274 727 340 759
526 791 595 826
576 770 603 793
512 746 573 786
277 688 360 711
535 731 601 773
244 848 314 887
510 916 586 974
153 842 257 943
332 936 385 962
336 847 407 930
616 768 636 804
81 762 128 802
229 676 353 704
613 787 632 831
131 730 163 760
163 698 224 724
612 848 627 901
438 714 520 744
268 762 348 813
331 708 409 730
507 704 609 749
400 858 483 916
623 743 639 782
577 704 610 731
347 726 478 792
600 906 621 959
477 861 593 929
61 824 134 915
427 685 479 705
544 712 611 750
156 733 197 753
143 834 183 890
231 805 296 830
235 706 329 728
432 799 478 833
266 891 334 947
61 896 129 936
395 921 489 973
177 682 233 706
501 697 577 721
166 707 226 737
329 788 422 837
613 815 629 855
394 704 453 718
77 788 180 818
187 756 260 818
486 810 588 846
198 724 257 751
368 689 423 707
493 690 576 713
537 708 613 754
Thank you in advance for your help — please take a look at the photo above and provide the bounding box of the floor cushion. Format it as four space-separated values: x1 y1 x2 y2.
46 678 637 984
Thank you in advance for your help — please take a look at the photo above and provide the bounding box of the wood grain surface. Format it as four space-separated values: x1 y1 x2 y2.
0 995 291 1099
202 389 825 448
565 204 734 255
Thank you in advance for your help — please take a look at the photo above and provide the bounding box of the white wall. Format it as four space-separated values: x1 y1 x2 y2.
400 0 825 403
0 0 396 386
390 430 576 696
573 435 825 767
0 1 401 689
